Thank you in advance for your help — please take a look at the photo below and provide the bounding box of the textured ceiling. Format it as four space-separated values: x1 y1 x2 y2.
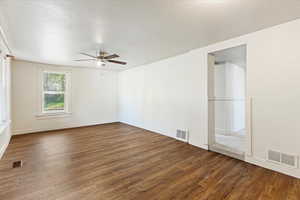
0 0 300 70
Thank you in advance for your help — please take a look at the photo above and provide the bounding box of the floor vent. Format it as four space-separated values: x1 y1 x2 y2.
176 129 189 142
267 150 298 168
12 161 23 168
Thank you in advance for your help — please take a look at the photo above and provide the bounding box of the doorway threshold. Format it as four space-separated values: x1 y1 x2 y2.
209 143 245 161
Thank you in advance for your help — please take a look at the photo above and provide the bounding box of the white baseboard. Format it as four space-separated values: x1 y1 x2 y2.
121 121 300 178
189 142 209 150
0 121 12 159
0 133 11 159
120 121 209 150
10 120 300 179
246 155 300 179
12 121 118 135
120 121 175 139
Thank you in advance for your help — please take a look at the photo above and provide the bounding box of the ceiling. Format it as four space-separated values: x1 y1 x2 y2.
0 0 300 70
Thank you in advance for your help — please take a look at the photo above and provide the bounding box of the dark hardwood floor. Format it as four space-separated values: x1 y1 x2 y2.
0 123 299 200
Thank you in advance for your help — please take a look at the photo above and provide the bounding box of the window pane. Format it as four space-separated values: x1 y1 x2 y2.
0 82 4 123
44 94 65 111
43 73 65 91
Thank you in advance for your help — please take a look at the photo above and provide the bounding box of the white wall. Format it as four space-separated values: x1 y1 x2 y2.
11 60 118 134
118 19 300 178
118 50 207 149
0 31 11 159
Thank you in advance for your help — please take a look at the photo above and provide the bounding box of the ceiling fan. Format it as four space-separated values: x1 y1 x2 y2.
74 51 127 66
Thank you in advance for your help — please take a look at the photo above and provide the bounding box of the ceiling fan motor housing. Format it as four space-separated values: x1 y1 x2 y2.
75 51 127 66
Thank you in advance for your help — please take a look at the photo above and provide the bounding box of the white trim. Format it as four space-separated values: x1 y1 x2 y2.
0 135 10 159
206 42 249 157
0 120 10 135
246 97 253 156
42 71 67 113
246 155 300 179
37 68 72 118
120 120 300 179
0 57 9 130
35 112 72 120
120 120 209 150
12 121 118 135
191 143 209 150
0 120 11 159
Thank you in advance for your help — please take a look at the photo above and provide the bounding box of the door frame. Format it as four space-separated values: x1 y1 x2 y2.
204 42 252 159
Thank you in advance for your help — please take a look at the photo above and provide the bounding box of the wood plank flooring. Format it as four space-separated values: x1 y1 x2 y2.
0 122 299 200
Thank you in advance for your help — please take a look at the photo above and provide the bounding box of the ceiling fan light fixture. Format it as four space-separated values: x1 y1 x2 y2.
97 60 105 66
75 51 126 67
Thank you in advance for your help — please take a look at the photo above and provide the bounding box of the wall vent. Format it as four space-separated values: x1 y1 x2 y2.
268 150 281 164
281 153 298 168
176 129 189 142
267 150 298 168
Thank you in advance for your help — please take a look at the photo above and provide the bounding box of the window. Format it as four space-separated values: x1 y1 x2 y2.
0 56 4 124
0 54 8 127
41 71 70 114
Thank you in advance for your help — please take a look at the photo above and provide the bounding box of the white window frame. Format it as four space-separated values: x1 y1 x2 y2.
0 54 10 134
37 68 71 118
0 55 5 126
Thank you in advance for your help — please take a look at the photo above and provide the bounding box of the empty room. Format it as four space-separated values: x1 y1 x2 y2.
1 0 300 199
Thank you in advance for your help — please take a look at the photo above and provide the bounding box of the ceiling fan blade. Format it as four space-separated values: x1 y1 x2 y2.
104 54 119 59
74 59 96 61
80 52 97 58
108 60 127 65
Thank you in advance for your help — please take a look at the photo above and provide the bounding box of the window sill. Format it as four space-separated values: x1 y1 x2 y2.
35 112 72 120
0 120 11 135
